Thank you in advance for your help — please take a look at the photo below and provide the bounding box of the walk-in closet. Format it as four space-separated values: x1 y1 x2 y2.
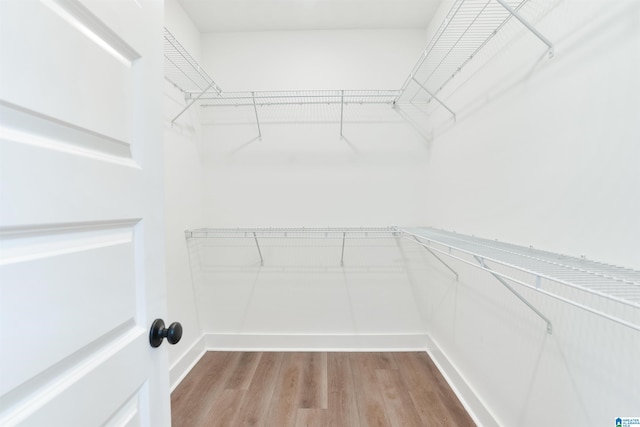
1 0 638 425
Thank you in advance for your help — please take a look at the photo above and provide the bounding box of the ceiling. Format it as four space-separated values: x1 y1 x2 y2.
177 0 443 32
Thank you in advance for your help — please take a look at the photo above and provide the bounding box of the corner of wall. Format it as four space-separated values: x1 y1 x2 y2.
169 335 207 391
425 335 500 427
164 0 206 373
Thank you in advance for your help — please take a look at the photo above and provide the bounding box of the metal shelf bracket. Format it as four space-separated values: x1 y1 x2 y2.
171 83 214 125
251 91 262 139
253 232 264 266
411 77 456 121
414 236 459 280
340 90 345 137
474 256 553 334
495 0 554 58
401 228 640 334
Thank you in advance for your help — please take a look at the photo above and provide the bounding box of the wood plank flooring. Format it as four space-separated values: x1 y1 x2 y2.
171 352 475 427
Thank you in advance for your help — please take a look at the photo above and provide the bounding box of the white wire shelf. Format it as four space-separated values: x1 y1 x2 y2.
164 28 221 97
186 227 401 268
395 0 553 115
402 227 640 334
184 226 639 332
186 227 400 239
198 90 401 107
164 1 553 129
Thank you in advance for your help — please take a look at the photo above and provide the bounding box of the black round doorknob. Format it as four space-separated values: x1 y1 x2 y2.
149 319 183 348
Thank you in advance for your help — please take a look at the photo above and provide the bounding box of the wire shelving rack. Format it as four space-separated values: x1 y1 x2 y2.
164 0 554 131
164 28 221 98
164 29 398 134
198 90 400 107
185 227 640 334
186 227 401 268
395 0 553 118
164 28 222 124
402 227 640 334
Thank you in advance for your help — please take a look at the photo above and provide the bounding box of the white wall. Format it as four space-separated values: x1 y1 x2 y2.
198 29 430 227
164 0 206 387
190 29 433 345
408 0 640 425
201 29 425 90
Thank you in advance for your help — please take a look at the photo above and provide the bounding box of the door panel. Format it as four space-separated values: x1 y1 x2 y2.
0 104 140 225
0 0 168 425
0 0 139 144
0 222 138 395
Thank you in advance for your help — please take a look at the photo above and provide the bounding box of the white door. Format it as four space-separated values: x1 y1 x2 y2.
0 0 171 426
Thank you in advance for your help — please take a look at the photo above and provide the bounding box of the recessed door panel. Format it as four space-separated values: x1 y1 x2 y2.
0 0 168 425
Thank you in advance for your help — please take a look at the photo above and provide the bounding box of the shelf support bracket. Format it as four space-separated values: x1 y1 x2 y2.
414 237 458 280
340 232 346 266
474 255 552 334
252 91 262 139
253 232 264 266
411 78 456 121
171 83 214 126
495 0 554 58
340 90 345 138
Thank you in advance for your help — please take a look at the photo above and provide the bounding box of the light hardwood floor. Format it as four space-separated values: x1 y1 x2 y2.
171 352 475 427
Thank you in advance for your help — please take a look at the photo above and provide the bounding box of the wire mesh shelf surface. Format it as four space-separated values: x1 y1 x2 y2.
164 28 221 96
198 90 401 107
396 0 547 105
403 227 640 306
164 0 553 123
186 227 404 271
186 227 401 239
185 226 639 332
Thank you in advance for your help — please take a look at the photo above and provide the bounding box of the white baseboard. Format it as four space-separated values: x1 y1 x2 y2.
203 332 429 351
169 335 206 392
424 335 499 427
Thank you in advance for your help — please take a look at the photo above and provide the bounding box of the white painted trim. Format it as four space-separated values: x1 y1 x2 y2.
169 335 206 392
203 333 429 352
424 335 499 427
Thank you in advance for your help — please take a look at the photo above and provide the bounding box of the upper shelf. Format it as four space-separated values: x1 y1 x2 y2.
402 227 640 334
164 28 221 97
198 90 401 107
164 28 398 108
396 0 553 115
164 0 554 127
